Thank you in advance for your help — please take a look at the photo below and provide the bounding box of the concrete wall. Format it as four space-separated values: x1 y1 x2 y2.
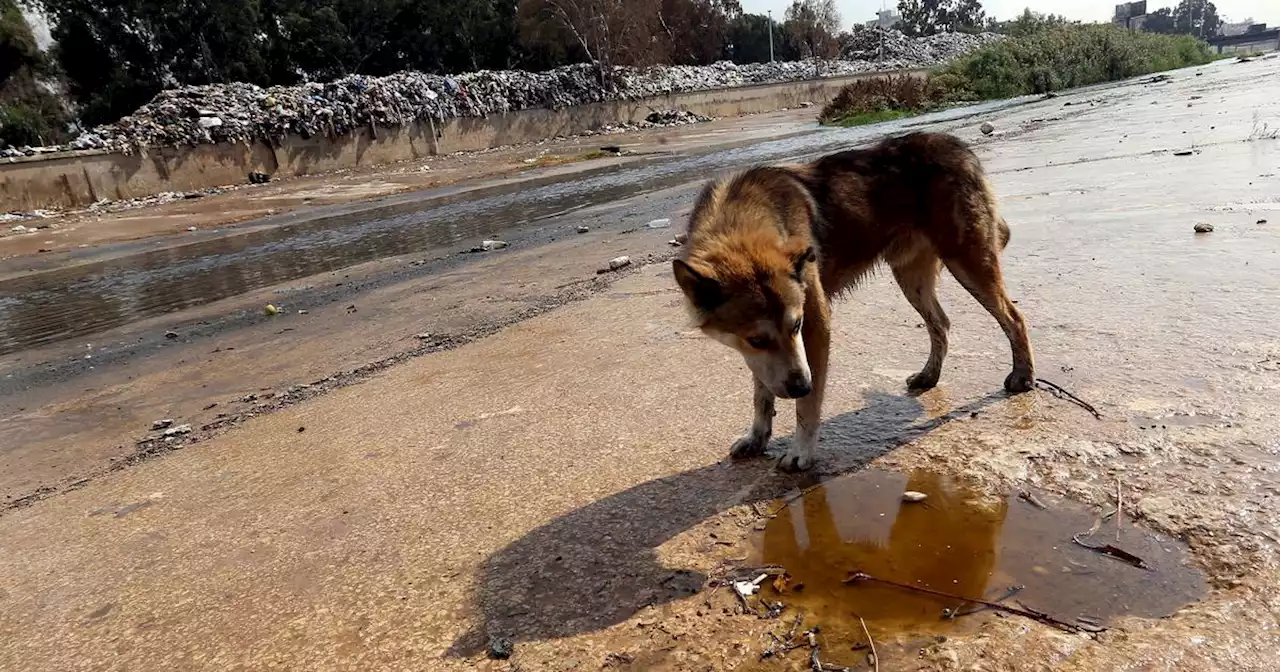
0 69 921 212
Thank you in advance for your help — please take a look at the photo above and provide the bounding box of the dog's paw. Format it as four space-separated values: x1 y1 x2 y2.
730 433 770 459
776 450 814 473
906 369 940 391
1004 369 1035 395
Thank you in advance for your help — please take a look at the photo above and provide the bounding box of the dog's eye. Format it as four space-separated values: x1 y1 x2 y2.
791 319 803 335
746 336 772 350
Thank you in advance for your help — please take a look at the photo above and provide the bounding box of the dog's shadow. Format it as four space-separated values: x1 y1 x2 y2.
447 389 1003 656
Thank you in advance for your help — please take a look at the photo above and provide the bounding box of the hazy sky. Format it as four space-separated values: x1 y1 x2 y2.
738 1 1279 27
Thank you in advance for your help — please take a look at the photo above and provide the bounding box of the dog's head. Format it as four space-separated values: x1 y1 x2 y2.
673 170 818 399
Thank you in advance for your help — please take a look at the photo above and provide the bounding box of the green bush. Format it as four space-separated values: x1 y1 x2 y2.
935 24 1215 100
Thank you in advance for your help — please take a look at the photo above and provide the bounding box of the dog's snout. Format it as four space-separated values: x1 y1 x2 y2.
784 374 812 399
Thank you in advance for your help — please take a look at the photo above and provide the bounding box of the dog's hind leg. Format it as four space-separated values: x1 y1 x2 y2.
943 249 1035 394
779 291 831 472
730 377 775 458
891 253 950 391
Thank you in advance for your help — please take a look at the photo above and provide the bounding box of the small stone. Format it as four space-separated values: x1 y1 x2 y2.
486 635 514 660
187 226 197 232
414 333 432 340
674 232 689 244
151 419 174 430
1193 223 1214 233
1258 219 1268 224
668 239 681 247
903 491 928 503
646 218 671 229
10 224 27 232
162 424 192 437
164 330 179 339
481 240 508 251
264 304 280 316
577 225 589 234
979 121 995 136
297 309 308 315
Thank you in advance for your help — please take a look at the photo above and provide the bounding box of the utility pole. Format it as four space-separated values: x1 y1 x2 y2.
768 9 775 62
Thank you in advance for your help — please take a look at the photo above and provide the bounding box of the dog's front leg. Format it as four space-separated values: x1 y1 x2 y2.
731 377 775 458
779 297 831 473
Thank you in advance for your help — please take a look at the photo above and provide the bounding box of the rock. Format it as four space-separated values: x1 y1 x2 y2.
599 256 632 273
577 225 589 234
9 224 27 232
903 491 928 503
486 636 514 660
980 121 996 136
1258 219 1268 224
480 240 508 251
674 232 689 244
264 304 280 316
164 330 179 339
646 218 671 229
162 424 192 437
1173 150 1194 157
668 239 682 247
248 171 271 184
151 419 175 430
1193 223 1214 233
297 309 308 315
187 226 197 232
414 333 432 340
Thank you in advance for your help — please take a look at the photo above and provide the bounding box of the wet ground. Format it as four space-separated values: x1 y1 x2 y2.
2 57 1280 671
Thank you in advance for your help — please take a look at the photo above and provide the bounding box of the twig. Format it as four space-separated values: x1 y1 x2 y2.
1116 476 1123 542
1035 378 1102 419
858 614 879 672
1019 490 1049 510
1071 534 1152 571
844 571 1085 633
948 584 1025 618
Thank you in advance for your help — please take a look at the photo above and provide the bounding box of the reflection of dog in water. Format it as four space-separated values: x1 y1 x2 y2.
673 132 1036 471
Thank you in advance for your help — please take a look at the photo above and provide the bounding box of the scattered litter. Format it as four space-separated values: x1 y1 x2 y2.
264 304 280 316
668 239 683 247
646 218 671 229
164 330 179 339
414 333 432 340
297 309 308 315
733 573 768 598
902 491 928 503
150 419 174 430
248 171 271 184
186 226 197 232
839 26 1002 67
1193 223 1214 233
1257 219 1267 224
980 121 996 136
674 232 689 244
475 239 508 252
599 256 632 273
577 225 589 234
600 145 623 153
1018 490 1049 510
1173 150 1194 157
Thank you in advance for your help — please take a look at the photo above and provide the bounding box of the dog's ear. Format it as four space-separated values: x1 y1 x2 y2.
673 259 723 311
791 246 816 281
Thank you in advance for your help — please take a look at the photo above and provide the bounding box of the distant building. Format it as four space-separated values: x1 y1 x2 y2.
1220 21 1254 36
1112 1 1148 30
1207 25 1279 54
866 9 900 29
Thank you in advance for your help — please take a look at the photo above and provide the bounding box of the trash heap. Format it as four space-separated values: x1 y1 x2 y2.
840 26 1003 68
14 33 999 157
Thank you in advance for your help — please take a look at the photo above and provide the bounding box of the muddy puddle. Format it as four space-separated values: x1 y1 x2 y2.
750 469 1205 663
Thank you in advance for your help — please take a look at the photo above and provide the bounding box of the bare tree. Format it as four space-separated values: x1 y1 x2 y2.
784 0 841 74
518 0 655 84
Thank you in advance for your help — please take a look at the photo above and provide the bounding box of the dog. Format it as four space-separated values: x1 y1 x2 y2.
672 131 1035 472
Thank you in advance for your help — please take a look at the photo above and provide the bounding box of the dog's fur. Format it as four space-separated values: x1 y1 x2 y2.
673 131 1035 471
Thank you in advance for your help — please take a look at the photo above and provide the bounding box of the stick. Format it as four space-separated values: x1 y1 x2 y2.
844 572 1085 633
1116 476 1123 542
1035 378 1102 419
858 614 879 672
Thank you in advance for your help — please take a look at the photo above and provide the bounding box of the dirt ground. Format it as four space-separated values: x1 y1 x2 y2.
2 58 1280 671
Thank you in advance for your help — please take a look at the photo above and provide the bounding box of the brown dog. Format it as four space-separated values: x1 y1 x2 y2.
673 131 1034 471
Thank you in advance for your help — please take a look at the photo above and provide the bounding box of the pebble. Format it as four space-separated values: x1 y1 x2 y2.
606 256 631 271
674 232 689 244
577 225 589 234
187 226 197 232
162 424 193 437
264 304 280 316
150 419 175 430
980 121 995 136
486 636 514 660
903 491 928 502
164 330 179 339
479 240 508 251
1193 223 1214 233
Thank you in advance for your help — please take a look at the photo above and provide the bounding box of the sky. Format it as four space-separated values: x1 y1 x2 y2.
738 1 1279 28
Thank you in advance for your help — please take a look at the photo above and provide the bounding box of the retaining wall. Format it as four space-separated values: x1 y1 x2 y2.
0 68 923 212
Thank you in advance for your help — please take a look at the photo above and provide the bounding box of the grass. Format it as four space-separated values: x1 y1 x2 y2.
827 108 919 127
526 149 614 168
821 24 1217 126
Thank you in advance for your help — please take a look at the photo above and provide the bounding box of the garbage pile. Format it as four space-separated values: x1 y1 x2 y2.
11 38 996 156
840 26 1003 68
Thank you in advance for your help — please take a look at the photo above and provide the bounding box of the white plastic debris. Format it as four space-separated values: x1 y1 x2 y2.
903 491 928 503
481 240 509 251
607 256 631 271
646 218 671 229
733 573 769 598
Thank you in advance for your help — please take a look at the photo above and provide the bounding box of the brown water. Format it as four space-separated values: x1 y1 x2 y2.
752 469 1206 652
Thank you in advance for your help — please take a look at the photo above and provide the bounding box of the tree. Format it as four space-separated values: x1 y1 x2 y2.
896 0 985 36
727 12 787 63
783 0 840 60
0 0 69 146
654 0 741 65
991 8 1071 36
1173 0 1219 37
1143 7 1176 34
